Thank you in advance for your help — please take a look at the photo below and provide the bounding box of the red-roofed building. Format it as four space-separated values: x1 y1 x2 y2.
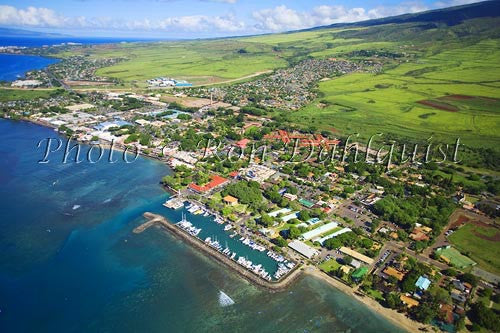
229 171 239 178
188 175 229 193
264 130 340 148
235 138 250 149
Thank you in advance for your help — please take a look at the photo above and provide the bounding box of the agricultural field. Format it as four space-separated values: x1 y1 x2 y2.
449 223 500 275
52 15 500 148
58 39 288 86
289 39 500 148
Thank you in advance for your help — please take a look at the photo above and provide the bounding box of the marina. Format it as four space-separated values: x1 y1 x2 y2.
134 211 301 289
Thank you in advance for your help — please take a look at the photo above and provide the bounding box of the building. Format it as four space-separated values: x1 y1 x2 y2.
288 240 318 259
283 193 298 201
383 266 406 281
400 295 420 308
65 103 95 112
316 227 352 245
223 195 238 206
415 276 431 291
94 120 131 131
242 164 276 182
301 222 339 241
188 175 228 193
235 138 250 149
11 79 42 88
339 247 374 265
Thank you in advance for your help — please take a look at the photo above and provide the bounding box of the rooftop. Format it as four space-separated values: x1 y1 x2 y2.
288 240 318 259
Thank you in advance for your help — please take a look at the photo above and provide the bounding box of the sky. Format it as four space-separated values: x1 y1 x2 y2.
0 0 486 38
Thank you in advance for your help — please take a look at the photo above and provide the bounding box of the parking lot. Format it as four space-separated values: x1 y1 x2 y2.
334 200 378 234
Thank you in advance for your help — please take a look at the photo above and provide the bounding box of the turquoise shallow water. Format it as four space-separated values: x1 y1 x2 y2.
0 119 406 333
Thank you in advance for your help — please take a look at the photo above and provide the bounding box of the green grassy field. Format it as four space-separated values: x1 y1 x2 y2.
54 12 500 148
449 223 500 275
60 40 287 85
319 259 341 273
0 89 53 102
288 39 500 148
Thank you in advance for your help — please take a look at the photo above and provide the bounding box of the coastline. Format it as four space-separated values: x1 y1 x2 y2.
138 212 429 332
305 268 430 333
135 212 304 292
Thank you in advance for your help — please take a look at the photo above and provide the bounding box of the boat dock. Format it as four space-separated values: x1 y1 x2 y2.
134 212 303 291
163 197 184 209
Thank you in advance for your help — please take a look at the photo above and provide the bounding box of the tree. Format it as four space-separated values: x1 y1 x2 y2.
461 273 479 287
260 214 274 227
298 210 311 221
469 302 500 330
288 226 301 239
272 236 287 247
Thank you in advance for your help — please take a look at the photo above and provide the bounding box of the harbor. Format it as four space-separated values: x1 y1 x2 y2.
134 212 302 291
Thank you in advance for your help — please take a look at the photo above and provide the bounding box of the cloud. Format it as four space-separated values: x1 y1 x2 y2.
433 0 484 8
0 1 487 35
0 5 245 33
252 2 434 32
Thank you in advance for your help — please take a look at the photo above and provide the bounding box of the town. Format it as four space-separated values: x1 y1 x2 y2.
1 77 499 332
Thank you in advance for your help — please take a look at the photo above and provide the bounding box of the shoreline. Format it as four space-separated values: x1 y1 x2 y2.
135 212 303 292
305 268 430 333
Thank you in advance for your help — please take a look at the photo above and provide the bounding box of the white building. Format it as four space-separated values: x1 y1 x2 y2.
288 240 318 259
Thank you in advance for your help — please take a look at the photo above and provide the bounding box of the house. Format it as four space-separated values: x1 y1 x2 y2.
415 276 431 291
451 290 467 304
228 171 239 179
283 193 298 201
439 303 454 325
383 266 406 281
400 295 420 308
223 195 238 206
410 226 431 241
235 138 250 149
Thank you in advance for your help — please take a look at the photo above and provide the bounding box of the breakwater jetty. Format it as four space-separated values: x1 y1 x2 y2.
134 212 303 291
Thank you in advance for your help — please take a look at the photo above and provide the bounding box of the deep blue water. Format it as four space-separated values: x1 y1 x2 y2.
0 36 161 48
0 36 162 81
0 54 59 81
0 119 406 333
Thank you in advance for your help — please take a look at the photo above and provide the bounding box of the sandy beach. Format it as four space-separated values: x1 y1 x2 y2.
305 267 432 333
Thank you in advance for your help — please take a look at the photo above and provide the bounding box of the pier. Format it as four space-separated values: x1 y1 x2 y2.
134 212 303 291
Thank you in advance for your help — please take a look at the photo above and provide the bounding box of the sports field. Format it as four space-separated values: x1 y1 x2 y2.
436 246 476 270
449 223 500 275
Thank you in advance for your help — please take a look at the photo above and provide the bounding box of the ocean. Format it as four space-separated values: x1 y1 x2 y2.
0 36 162 81
0 54 59 81
0 119 406 332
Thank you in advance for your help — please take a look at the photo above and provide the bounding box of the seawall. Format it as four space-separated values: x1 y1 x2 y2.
134 212 303 292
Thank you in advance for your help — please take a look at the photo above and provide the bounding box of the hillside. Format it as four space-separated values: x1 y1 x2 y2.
50 1 500 148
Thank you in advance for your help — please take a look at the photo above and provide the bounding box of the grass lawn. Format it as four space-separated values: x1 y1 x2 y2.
319 259 341 273
449 223 500 275
365 288 384 301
